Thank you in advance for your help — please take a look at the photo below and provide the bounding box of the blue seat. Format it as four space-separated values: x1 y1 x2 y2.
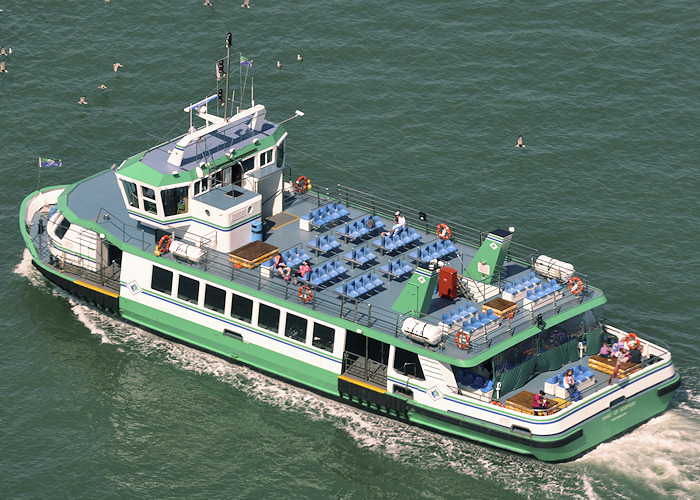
485 309 497 322
449 309 461 323
371 215 385 230
504 283 517 296
443 239 457 254
354 277 368 296
457 305 467 318
463 372 474 385
400 259 413 274
549 278 562 292
435 240 450 257
470 316 484 330
346 282 359 298
545 374 559 385
480 380 494 393
335 203 349 218
529 271 541 286
407 227 421 242
310 269 324 286
513 278 525 292
471 376 485 390
370 273 383 288
361 275 374 292
464 301 478 315
526 289 537 302
441 313 454 326
533 285 546 300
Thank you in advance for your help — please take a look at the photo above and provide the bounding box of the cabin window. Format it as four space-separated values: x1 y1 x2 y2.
54 216 71 240
257 303 280 333
230 293 253 323
260 149 273 166
240 156 255 174
211 170 223 188
151 266 173 295
177 275 200 304
204 284 226 314
312 323 335 352
162 186 189 217
194 181 201 196
276 141 285 169
141 185 157 214
393 348 425 380
284 313 308 343
121 180 139 208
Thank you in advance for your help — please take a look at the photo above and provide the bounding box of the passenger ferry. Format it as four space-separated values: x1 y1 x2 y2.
19 45 680 462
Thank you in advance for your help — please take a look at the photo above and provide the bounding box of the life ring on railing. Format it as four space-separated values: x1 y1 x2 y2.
437 223 451 240
295 176 310 193
568 276 584 295
624 332 641 348
298 285 313 303
157 235 171 255
491 401 505 407
455 330 470 350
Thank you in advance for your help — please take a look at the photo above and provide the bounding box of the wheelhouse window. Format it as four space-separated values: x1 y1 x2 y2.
141 185 157 214
204 284 226 314
230 293 253 323
240 156 255 174
260 149 273 166
54 216 71 240
285 313 308 343
177 275 200 304
151 266 174 295
276 141 285 169
257 303 280 333
312 323 335 352
162 186 189 217
121 180 139 208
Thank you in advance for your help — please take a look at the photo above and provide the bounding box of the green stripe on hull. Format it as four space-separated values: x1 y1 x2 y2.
406 372 679 462
119 297 339 395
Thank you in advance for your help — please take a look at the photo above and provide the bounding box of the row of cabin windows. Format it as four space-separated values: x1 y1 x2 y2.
151 265 335 353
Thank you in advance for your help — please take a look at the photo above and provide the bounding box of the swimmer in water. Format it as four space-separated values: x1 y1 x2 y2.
78 96 88 104
516 135 525 148
113 62 123 73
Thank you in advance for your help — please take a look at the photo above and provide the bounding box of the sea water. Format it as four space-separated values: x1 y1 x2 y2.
2 1 699 498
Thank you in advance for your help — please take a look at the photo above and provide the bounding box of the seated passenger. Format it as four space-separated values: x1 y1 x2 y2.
274 253 291 282
381 216 402 238
627 341 642 364
294 261 312 285
562 369 577 399
532 390 548 413
598 342 612 358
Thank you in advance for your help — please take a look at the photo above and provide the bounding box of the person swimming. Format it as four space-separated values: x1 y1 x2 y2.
516 135 525 148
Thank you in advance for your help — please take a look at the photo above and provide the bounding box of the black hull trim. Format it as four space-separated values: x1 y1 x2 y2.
657 375 681 397
32 261 120 313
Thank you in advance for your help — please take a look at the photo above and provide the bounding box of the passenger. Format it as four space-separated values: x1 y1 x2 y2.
293 261 312 285
615 344 630 363
381 216 402 238
562 369 577 399
395 210 406 229
273 253 291 282
532 390 548 414
598 342 612 358
627 341 642 365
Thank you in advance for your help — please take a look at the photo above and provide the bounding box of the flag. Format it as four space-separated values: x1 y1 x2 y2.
216 62 221 80
39 158 62 168
240 56 253 67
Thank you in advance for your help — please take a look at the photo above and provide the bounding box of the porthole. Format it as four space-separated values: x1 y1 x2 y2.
205 209 210 216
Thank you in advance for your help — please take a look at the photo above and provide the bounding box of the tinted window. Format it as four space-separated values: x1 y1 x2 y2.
204 284 226 313
122 180 139 208
151 266 173 294
393 348 425 380
285 313 307 343
258 303 280 333
55 216 71 240
312 323 335 352
230 293 253 323
177 275 200 304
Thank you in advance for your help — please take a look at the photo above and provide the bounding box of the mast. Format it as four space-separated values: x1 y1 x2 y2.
224 32 232 118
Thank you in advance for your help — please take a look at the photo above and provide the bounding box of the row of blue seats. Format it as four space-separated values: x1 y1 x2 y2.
505 272 542 293
525 280 562 302
545 365 595 396
378 258 413 279
440 302 479 325
300 202 350 228
408 239 457 263
336 215 385 241
334 272 384 299
462 310 498 333
455 371 494 393
372 227 421 253
304 260 348 286
279 246 311 267
343 246 377 267
307 234 342 255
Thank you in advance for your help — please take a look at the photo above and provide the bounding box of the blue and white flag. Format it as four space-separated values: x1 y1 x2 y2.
240 56 253 67
39 157 62 168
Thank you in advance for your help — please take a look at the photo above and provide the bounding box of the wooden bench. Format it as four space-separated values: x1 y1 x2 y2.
505 390 568 415
588 354 640 378
229 241 278 268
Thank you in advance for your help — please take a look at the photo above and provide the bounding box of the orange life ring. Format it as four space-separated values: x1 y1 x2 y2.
624 332 641 348
568 276 584 295
437 223 451 240
491 401 505 407
455 330 470 350
295 175 309 193
158 235 171 253
298 285 313 303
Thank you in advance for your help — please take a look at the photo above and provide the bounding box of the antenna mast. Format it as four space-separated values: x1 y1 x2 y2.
224 32 232 118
